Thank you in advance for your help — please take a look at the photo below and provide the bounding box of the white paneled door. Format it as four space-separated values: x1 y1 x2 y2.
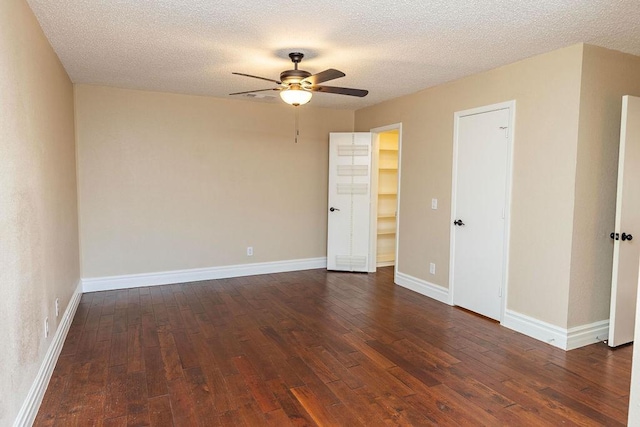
608 95 640 347
451 104 512 321
327 133 372 272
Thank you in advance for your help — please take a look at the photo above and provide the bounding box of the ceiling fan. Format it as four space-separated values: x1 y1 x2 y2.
230 52 368 106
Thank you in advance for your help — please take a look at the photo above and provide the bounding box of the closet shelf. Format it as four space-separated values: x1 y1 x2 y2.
377 213 396 219
377 253 395 263
377 230 396 236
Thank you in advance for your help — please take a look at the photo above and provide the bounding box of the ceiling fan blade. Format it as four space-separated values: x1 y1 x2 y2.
229 88 280 96
301 69 345 85
310 85 368 97
232 72 281 85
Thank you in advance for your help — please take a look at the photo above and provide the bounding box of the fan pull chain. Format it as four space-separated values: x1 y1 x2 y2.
294 107 299 143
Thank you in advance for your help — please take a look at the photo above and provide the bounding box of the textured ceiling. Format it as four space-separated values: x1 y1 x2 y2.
26 0 640 109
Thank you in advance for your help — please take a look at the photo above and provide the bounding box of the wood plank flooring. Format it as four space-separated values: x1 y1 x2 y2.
35 267 632 426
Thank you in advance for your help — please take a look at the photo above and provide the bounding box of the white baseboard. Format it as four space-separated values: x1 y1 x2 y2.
13 281 82 427
82 257 328 292
395 271 450 305
502 309 568 349
502 309 609 350
566 319 609 350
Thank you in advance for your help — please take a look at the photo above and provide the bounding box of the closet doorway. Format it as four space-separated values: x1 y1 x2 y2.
369 124 402 273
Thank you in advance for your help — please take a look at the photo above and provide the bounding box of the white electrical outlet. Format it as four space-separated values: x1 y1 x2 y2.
55 298 60 317
431 198 438 210
247 246 253 256
429 263 436 275
44 317 49 338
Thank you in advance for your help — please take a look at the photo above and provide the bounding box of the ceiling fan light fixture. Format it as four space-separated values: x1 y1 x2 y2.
280 85 312 106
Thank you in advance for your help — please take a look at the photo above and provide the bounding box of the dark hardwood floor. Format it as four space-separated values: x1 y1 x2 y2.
35 267 632 426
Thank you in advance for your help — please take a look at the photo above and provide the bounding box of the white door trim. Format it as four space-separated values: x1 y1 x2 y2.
448 101 515 322
369 123 403 279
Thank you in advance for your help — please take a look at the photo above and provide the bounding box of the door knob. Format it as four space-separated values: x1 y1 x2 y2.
329 207 340 212
453 219 465 226
622 233 633 241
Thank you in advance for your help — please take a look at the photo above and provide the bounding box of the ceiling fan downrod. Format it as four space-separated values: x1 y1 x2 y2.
289 52 304 70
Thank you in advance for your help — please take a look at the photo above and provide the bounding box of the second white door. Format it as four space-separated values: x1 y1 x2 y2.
451 105 512 321
327 133 372 272
608 95 640 347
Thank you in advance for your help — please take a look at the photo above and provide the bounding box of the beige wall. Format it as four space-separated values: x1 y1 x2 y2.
568 45 640 327
0 0 80 423
355 45 585 328
75 85 354 278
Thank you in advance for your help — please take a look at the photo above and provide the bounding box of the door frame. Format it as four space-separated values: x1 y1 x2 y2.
369 123 403 277
448 101 515 322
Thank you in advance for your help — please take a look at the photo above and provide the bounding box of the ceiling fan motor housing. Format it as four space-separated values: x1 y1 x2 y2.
280 52 312 85
280 69 312 85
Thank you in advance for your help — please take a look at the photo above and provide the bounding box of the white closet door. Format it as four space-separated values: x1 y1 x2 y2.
327 133 372 272
452 106 511 321
609 95 640 347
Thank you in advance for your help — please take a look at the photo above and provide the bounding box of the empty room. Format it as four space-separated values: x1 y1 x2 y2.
3 0 640 425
